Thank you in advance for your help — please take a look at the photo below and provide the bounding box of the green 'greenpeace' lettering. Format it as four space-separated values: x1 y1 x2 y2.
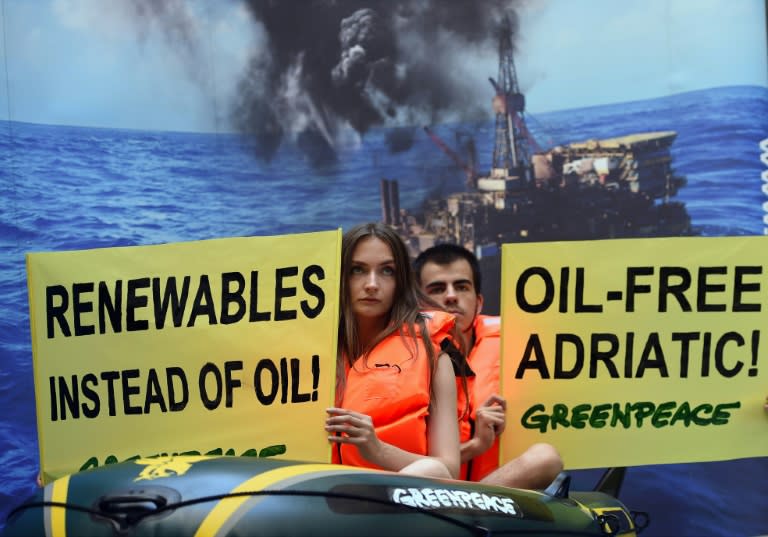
521 401 741 432
78 444 287 472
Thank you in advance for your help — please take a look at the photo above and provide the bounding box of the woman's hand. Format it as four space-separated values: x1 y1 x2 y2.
326 407 383 464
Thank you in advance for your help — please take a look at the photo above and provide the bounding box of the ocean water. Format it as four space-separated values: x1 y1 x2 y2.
1 85 767 535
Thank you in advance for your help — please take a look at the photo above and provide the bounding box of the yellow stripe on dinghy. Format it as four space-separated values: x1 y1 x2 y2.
194 464 376 537
44 475 70 537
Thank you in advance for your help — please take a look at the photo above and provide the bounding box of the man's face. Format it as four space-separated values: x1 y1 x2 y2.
419 259 483 334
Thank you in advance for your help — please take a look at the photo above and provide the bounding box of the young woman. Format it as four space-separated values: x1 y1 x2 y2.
325 223 460 479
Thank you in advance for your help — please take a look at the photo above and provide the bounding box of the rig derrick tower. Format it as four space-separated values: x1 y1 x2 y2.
481 15 533 191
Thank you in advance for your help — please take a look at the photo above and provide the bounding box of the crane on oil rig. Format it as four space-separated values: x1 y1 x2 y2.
423 126 478 189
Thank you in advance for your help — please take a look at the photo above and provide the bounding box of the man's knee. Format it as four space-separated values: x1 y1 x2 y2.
525 442 564 476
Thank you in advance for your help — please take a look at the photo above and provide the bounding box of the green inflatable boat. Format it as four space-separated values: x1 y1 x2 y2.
2 456 643 536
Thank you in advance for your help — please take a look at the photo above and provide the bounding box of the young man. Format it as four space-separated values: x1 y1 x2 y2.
414 244 563 489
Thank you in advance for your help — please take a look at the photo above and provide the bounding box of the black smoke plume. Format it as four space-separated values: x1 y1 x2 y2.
235 0 522 166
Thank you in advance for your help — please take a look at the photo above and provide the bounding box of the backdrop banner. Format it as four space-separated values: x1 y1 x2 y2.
4 1 768 534
500 235 768 469
27 230 341 483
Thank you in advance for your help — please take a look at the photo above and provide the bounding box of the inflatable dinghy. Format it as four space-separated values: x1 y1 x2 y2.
2 456 642 536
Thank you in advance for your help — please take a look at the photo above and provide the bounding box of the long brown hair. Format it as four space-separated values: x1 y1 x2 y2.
337 223 437 390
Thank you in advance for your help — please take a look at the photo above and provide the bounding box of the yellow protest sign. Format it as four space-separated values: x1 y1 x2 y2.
27 230 341 483
500 236 768 469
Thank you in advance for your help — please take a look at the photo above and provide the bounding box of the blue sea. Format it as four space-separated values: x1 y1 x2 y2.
1 85 767 536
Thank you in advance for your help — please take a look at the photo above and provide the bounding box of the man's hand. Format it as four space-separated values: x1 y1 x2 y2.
474 394 507 450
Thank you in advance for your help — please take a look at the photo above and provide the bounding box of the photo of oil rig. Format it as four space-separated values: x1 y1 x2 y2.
378 16 694 310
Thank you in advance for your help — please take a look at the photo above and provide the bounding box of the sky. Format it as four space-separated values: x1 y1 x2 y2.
0 0 766 133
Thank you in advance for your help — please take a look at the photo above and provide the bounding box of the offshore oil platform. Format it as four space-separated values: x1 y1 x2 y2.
379 17 693 309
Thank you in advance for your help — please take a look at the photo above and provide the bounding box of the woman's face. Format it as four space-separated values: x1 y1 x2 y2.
348 236 397 323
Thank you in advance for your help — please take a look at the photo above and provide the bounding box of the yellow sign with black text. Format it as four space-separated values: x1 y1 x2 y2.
27 230 341 483
500 236 768 469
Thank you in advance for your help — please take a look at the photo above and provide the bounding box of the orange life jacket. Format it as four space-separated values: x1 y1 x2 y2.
333 311 456 470
466 314 501 481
